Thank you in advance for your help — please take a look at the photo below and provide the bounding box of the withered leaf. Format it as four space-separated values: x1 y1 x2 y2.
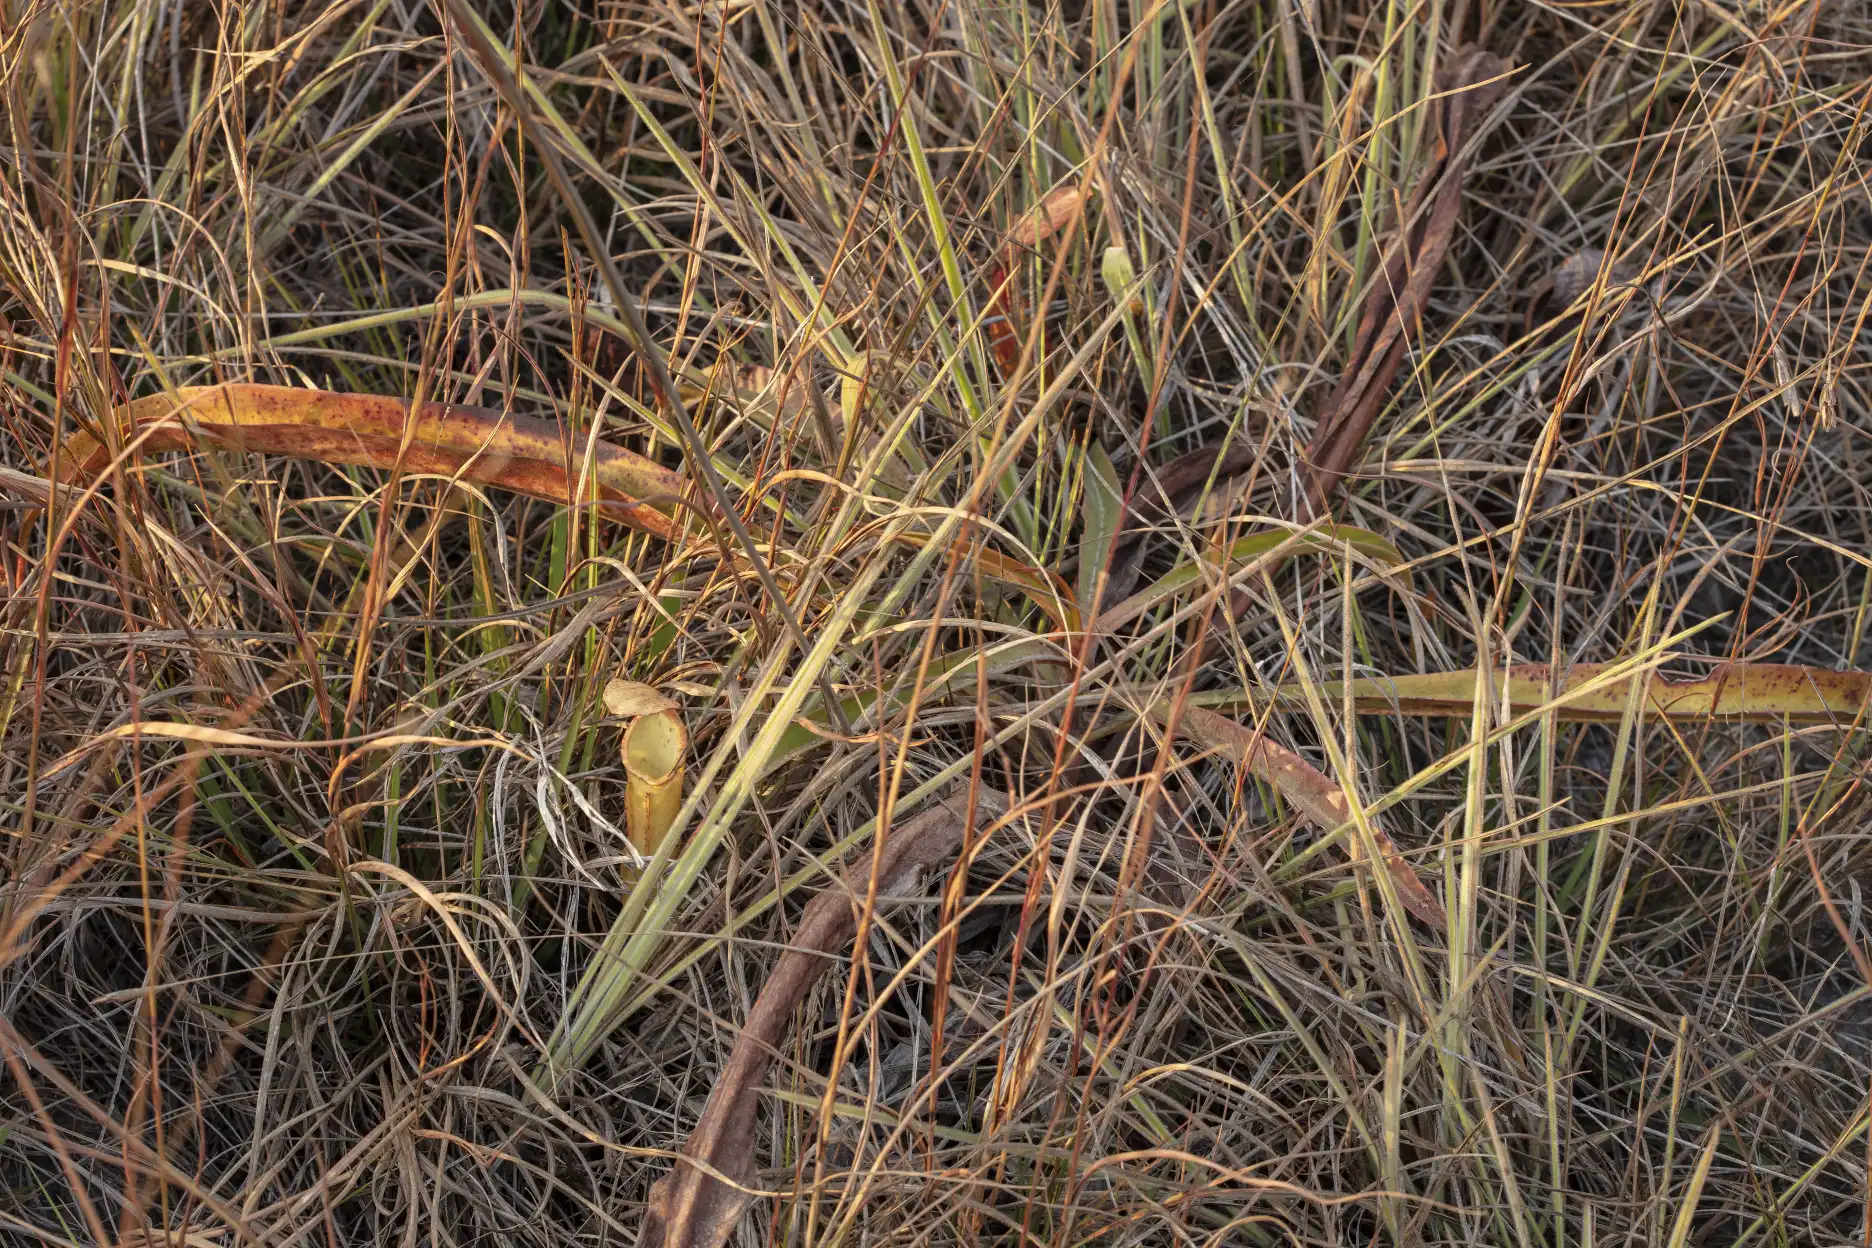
1301 47 1511 514
56 384 683 538
1159 702 1446 929
603 679 680 719
641 785 1008 1248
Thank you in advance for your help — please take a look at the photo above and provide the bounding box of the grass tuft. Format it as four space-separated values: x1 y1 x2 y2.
5 0 1872 1244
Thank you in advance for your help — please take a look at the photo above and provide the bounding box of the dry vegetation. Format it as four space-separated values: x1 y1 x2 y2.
5 0 1872 1244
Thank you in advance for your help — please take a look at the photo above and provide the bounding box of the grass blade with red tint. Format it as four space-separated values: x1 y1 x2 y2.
54 384 683 538
1301 48 1511 514
642 786 1005 1248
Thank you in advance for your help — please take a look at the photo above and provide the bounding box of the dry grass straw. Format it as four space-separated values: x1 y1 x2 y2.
5 0 1872 1244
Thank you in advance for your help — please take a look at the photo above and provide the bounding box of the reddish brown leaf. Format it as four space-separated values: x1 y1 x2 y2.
55 384 684 538
1127 441 1259 528
986 185 1092 372
1159 702 1446 929
1301 48 1511 514
1008 185 1090 250
641 786 1007 1248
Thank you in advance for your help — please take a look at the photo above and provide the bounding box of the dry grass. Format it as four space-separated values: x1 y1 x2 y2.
4 0 1872 1244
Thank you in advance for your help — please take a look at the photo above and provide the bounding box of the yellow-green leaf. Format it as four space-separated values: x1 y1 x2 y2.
1281 662 1872 725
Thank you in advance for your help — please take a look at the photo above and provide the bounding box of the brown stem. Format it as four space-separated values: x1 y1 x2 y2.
1300 48 1511 516
641 785 1007 1248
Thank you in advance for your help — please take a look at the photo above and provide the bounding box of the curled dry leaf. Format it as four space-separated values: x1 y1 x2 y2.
1523 248 1645 333
603 678 679 719
55 384 683 538
986 184 1092 372
1158 702 1446 929
642 785 1007 1248
1008 184 1090 249
1280 661 1872 725
1551 248 1639 306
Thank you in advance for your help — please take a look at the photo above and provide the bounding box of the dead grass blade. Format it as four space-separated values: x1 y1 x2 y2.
641 785 1006 1248
53 384 684 537
1125 440 1259 528
1155 702 1446 929
1278 662 1872 725
12 0 1869 1240
1301 47 1512 513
